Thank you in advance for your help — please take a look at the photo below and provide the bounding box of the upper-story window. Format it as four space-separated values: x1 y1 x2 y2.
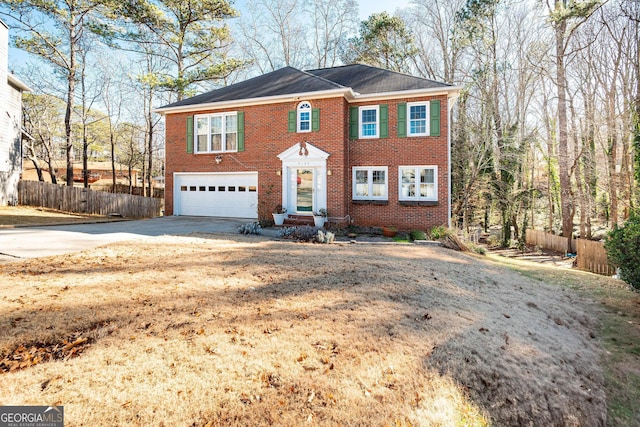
349 105 388 140
398 100 440 137
359 105 379 138
195 112 238 153
288 102 319 133
297 101 312 132
407 102 428 136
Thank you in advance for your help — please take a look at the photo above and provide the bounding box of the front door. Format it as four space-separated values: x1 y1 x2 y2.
294 168 314 213
278 142 329 216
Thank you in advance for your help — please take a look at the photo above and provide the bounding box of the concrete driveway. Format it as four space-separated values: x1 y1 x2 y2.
0 216 274 261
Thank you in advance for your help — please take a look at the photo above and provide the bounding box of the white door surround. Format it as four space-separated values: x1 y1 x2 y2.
277 142 329 215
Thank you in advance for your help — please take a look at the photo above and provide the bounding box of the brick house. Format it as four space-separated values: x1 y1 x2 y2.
156 64 461 230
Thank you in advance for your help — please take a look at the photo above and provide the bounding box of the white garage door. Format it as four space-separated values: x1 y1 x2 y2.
174 172 258 218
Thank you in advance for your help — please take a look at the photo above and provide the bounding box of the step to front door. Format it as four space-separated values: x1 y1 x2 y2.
282 215 314 227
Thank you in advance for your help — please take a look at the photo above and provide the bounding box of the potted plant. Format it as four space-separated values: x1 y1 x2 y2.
382 226 398 237
272 204 287 226
313 208 328 228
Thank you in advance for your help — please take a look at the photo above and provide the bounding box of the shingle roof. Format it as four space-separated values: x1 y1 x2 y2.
158 64 454 110
307 64 451 94
161 67 345 109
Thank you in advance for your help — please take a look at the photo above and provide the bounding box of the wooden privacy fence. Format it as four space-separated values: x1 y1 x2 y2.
526 229 615 276
525 229 576 253
575 238 616 276
91 183 164 199
18 180 161 218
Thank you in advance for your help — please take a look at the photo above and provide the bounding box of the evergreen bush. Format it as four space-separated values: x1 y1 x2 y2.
410 230 428 241
428 225 450 240
604 214 640 289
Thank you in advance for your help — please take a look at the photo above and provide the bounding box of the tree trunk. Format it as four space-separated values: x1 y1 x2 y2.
44 137 57 185
82 126 88 188
570 100 586 239
542 85 556 233
488 15 511 246
605 77 619 226
27 152 43 182
607 133 619 227
555 6 574 252
146 92 154 198
80 56 89 189
111 128 116 193
584 86 596 239
128 165 133 192
636 18 640 203
65 12 77 186
621 101 631 220
65 58 76 186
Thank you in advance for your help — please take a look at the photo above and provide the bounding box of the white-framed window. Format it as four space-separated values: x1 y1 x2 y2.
195 112 238 153
297 101 312 133
399 166 438 201
353 166 388 200
359 106 379 138
407 101 429 136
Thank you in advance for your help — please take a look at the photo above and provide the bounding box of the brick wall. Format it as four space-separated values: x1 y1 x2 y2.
164 94 450 231
164 97 349 219
347 95 450 231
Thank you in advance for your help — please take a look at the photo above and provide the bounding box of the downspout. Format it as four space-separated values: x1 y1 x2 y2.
346 100 351 225
447 93 459 228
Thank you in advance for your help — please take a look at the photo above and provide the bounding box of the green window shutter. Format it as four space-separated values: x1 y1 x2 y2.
349 106 359 139
288 110 296 132
380 104 388 138
186 116 194 153
237 112 245 152
430 100 441 137
397 103 407 138
312 108 320 132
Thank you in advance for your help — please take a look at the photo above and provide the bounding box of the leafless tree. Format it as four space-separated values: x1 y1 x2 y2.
309 0 358 68
238 0 309 72
405 0 466 83
0 0 111 185
22 93 66 184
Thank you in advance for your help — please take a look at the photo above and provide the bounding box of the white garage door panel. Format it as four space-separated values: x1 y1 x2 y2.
175 173 258 218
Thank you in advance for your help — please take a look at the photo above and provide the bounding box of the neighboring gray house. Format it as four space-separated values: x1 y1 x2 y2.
0 19 31 206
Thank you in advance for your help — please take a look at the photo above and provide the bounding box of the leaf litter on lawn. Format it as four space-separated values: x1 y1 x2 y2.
0 235 611 426
0 320 116 373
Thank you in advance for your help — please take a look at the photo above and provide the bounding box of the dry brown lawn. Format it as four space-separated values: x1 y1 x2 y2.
0 206 112 227
0 234 615 426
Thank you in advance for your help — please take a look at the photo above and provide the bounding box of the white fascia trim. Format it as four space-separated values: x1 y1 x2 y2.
21 128 35 141
8 73 32 92
350 86 463 103
154 87 354 115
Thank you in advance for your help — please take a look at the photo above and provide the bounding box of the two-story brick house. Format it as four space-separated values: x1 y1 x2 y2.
156 64 460 230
